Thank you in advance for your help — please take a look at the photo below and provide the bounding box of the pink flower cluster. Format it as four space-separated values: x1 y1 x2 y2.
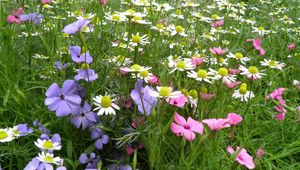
246 38 266 56
266 88 286 120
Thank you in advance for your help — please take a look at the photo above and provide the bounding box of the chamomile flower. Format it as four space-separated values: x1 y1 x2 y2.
149 86 181 99
252 26 271 36
105 12 127 22
209 67 236 83
37 152 61 165
131 15 151 25
168 25 188 37
132 0 150 6
239 65 265 80
129 33 150 46
120 64 151 73
152 2 174 12
260 59 285 70
34 138 62 151
171 9 184 19
108 55 133 66
187 69 215 83
232 83 255 102
227 52 250 64
0 128 14 143
182 1 200 7
151 23 166 32
169 59 195 73
131 70 154 83
93 95 120 115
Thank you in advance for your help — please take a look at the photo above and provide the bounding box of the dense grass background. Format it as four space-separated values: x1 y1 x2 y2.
1 0 300 169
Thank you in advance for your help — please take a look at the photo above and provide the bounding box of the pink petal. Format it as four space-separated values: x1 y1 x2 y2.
182 129 196 141
170 123 184 135
227 113 243 126
187 117 204 134
227 146 235 154
173 112 187 126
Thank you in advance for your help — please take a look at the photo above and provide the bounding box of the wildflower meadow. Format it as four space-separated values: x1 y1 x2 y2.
1 0 300 169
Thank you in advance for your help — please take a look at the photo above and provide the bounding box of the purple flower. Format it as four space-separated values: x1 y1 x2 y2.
20 13 43 24
62 19 91 34
70 102 97 130
44 80 82 117
12 124 33 137
131 80 158 115
91 127 109 150
79 152 100 169
33 119 50 135
74 68 98 82
24 158 53 170
69 46 93 63
54 61 70 70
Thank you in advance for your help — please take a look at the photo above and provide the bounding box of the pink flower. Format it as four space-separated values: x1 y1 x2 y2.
288 43 296 51
170 112 204 141
167 94 188 108
229 68 241 75
126 146 134 155
200 93 215 101
256 148 265 158
131 117 145 129
202 118 230 131
253 38 265 56
275 112 285 120
6 8 24 24
191 57 204 67
226 113 243 126
99 0 108 5
227 146 255 169
209 47 226 56
148 74 160 85
211 20 224 28
225 81 241 89
41 0 52 4
266 88 285 100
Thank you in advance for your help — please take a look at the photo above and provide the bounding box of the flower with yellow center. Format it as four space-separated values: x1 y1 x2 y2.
260 59 285 70
169 25 188 36
0 129 14 143
227 52 250 64
129 33 149 46
218 68 228 76
187 69 215 83
239 65 265 80
175 26 183 33
120 64 151 73
149 86 181 99
93 95 120 115
132 35 141 43
105 12 126 22
34 139 62 151
209 68 236 83
37 152 61 165
232 83 255 102
169 59 195 73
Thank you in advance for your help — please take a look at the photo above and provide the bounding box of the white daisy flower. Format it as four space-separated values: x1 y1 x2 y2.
107 55 133 66
120 64 151 73
239 65 265 80
182 1 200 7
169 59 195 73
131 15 151 25
151 23 166 32
37 152 61 165
152 2 174 12
260 59 285 70
105 12 127 22
226 52 250 64
148 86 181 99
252 26 271 36
34 139 62 151
0 128 14 143
232 83 255 102
132 0 150 6
129 33 150 46
187 69 215 83
93 95 120 115
168 25 188 37
209 68 236 83
131 70 154 83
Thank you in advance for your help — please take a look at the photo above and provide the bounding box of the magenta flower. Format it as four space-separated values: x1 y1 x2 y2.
7 8 24 24
167 94 188 108
209 47 225 56
266 87 285 100
191 57 204 67
42 0 52 4
253 38 265 56
202 118 230 131
288 43 296 51
227 146 255 169
256 148 265 158
211 20 224 28
226 113 243 126
170 112 204 141
200 93 215 101
225 81 241 89
229 68 240 75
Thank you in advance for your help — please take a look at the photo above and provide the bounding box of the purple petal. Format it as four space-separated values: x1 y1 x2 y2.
45 83 60 97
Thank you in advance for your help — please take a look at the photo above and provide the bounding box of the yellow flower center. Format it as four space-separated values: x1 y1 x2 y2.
268 60 277 66
211 14 219 19
218 68 228 76
101 96 112 108
139 70 149 77
0 131 8 140
112 14 121 21
132 35 141 43
176 61 186 69
156 23 164 29
189 89 198 99
81 63 90 70
218 57 225 63
200 86 208 94
126 9 135 16
175 9 182 15
258 26 265 31
175 26 184 33
130 64 142 71
159 87 171 97
44 156 54 163
42 140 54 149
133 16 142 21
248 66 259 74
197 69 207 78
239 86 247 94
235 53 243 59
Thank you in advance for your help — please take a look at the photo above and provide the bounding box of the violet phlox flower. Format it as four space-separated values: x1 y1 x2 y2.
33 119 50 135
11 123 33 137
74 64 98 82
170 112 204 141
20 12 43 25
79 152 100 169
44 79 82 117
69 46 93 64
62 19 91 34
70 101 97 130
54 61 70 70
130 80 158 115
24 158 53 170
227 146 255 169
91 127 109 150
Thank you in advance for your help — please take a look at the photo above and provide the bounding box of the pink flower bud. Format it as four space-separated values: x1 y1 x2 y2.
288 43 296 51
256 148 265 158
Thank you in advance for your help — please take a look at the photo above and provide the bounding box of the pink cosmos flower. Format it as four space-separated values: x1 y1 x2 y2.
256 148 265 158
225 81 241 89
7 8 24 24
229 68 241 75
200 93 215 101
209 47 226 56
266 88 285 100
227 146 255 169
148 74 160 85
211 20 224 28
253 38 266 56
202 118 230 131
275 112 285 120
170 112 204 141
99 0 108 5
191 57 204 67
42 0 52 4
226 113 243 126
288 43 296 51
167 94 188 108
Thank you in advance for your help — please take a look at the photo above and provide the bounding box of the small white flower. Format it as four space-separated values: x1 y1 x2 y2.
120 64 151 73
37 152 61 165
93 95 120 115
187 69 215 83
105 12 127 22
227 52 250 64
239 65 265 80
0 128 14 143
169 59 195 73
232 85 255 102
129 33 150 46
209 68 236 83
260 59 285 70
168 25 188 37
34 139 62 151
148 86 181 99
